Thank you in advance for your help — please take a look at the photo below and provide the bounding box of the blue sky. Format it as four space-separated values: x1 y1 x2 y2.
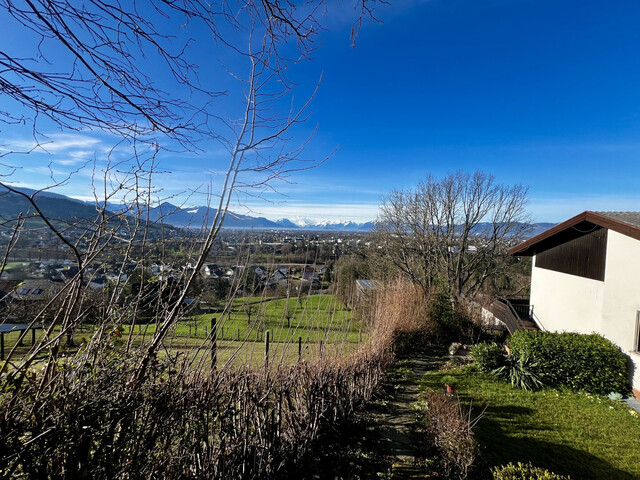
2 0 640 223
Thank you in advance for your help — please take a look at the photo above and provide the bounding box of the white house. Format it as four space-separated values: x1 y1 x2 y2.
201 263 222 278
509 211 640 398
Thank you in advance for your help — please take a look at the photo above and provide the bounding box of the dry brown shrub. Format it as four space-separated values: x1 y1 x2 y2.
1 281 400 480
366 279 429 333
419 391 481 480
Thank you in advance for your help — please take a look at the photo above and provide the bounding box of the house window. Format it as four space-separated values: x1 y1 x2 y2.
19 288 30 295
32 288 42 295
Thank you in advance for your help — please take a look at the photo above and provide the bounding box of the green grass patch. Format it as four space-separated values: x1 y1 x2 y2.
185 294 363 343
1 295 365 366
3 262 30 269
419 367 640 479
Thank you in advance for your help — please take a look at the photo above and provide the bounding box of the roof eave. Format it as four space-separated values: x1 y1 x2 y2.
508 210 640 256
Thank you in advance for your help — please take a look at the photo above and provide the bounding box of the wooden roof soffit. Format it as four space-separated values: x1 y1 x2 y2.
508 211 640 256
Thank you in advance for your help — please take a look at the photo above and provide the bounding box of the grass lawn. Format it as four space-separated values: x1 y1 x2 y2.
3 262 30 269
420 366 640 480
1 294 364 367
190 294 361 343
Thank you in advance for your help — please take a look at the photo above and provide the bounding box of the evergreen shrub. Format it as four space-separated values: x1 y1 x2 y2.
509 330 629 395
492 354 544 391
492 462 571 480
470 342 504 372
428 289 479 345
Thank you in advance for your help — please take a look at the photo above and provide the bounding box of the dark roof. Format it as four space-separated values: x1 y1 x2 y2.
595 211 640 228
12 279 61 299
355 279 375 290
0 323 43 334
509 211 640 256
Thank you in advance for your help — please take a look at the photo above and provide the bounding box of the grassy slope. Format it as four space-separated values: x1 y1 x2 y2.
2 294 363 367
189 294 360 343
420 368 640 480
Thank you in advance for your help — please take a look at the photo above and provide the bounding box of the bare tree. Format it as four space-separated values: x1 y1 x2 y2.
0 3 401 478
372 171 530 297
0 0 378 368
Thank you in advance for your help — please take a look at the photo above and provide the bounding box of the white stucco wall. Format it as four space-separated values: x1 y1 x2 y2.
529 256 605 334
529 230 640 394
600 230 640 352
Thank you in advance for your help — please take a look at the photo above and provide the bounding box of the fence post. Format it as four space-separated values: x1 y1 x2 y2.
265 330 270 369
298 336 302 361
210 316 217 370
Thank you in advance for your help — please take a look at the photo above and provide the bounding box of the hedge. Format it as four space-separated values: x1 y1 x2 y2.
492 462 571 480
470 342 505 372
508 330 629 395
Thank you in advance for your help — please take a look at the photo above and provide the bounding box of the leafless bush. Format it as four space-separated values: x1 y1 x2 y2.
417 391 483 480
0 309 395 479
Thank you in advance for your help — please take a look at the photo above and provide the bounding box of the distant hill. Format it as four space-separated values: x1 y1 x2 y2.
468 222 557 239
0 187 560 235
523 222 557 237
0 186 101 223
141 203 281 229
112 202 375 231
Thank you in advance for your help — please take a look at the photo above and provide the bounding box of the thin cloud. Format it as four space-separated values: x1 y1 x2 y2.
2 133 103 154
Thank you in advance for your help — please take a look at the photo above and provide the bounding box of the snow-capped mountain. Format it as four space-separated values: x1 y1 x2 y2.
0 189 558 236
274 218 375 231
274 218 301 229
105 202 374 231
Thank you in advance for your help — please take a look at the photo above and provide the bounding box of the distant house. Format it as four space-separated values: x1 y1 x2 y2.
202 263 223 278
271 267 289 281
509 211 640 398
87 276 108 290
224 265 246 278
271 271 285 281
12 279 61 300
105 272 128 283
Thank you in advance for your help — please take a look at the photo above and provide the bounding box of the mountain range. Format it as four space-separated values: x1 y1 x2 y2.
138 203 376 231
0 186 555 235
0 187 375 231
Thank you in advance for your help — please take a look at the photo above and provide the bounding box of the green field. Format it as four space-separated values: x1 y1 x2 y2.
1 294 365 366
121 294 361 342
2 262 31 269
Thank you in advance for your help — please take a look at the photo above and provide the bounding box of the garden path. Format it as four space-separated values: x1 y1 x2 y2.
379 355 445 479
